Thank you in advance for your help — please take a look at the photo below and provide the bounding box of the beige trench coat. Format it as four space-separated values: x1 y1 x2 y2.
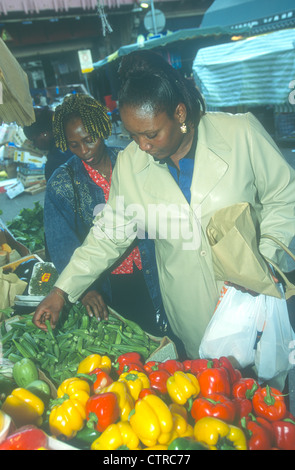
55 112 295 358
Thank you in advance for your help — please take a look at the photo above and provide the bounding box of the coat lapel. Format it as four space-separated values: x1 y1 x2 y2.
132 113 231 207
190 114 231 207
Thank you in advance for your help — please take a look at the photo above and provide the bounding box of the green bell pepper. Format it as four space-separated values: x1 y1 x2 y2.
168 437 209 451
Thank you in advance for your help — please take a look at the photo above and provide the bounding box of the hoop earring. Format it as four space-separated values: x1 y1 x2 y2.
180 122 187 134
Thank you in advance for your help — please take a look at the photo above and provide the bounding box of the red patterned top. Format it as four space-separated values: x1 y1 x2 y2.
82 160 142 274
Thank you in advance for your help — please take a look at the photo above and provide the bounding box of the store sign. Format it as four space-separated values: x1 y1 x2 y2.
78 49 94 74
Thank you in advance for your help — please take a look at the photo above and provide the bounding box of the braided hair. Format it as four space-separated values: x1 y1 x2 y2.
118 50 205 128
53 94 112 152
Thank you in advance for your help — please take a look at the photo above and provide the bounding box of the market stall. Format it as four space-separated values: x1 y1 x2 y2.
1 256 295 451
193 28 295 141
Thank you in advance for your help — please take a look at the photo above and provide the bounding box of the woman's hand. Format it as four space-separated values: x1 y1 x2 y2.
81 290 109 321
33 287 66 330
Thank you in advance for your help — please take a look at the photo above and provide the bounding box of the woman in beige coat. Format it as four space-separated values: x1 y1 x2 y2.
33 51 295 359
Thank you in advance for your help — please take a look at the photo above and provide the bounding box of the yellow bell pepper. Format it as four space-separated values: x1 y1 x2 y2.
49 377 91 439
2 388 44 427
129 394 174 447
0 411 4 431
118 370 150 401
57 377 90 406
144 445 169 450
169 403 188 420
169 411 194 443
91 421 140 450
194 417 248 450
77 354 112 374
100 381 134 421
49 398 86 439
167 371 200 405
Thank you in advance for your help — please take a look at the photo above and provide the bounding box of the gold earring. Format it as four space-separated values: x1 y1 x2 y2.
180 122 187 134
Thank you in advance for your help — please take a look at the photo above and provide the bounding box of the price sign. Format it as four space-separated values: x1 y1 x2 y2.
78 49 94 74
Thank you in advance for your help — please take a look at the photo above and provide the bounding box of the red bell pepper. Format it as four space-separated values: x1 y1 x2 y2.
149 369 171 394
191 393 236 423
113 352 144 375
86 392 120 432
138 388 157 399
233 397 253 420
183 359 213 375
144 361 159 374
232 378 260 400
158 359 184 375
213 357 241 384
197 366 231 397
0 425 48 450
252 385 287 422
272 418 295 450
89 368 113 394
240 415 274 450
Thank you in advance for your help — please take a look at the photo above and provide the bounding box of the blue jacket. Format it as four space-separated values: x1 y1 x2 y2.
44 146 167 328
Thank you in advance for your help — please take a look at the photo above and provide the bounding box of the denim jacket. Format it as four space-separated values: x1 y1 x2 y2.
44 146 167 329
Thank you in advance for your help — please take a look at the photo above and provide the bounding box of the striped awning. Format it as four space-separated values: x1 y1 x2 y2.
193 28 295 108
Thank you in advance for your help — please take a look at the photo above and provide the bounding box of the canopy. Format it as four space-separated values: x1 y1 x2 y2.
93 24 251 69
193 28 295 107
200 0 295 30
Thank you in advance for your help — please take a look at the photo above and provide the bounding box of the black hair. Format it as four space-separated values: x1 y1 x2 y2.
53 94 112 152
23 107 54 140
118 50 205 127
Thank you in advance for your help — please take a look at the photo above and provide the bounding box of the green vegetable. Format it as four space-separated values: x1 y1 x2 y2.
0 376 15 401
25 379 51 404
2 303 160 386
7 202 44 252
69 426 101 450
168 437 209 451
12 358 39 388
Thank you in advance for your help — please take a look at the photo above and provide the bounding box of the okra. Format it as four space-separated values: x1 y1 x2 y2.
12 339 33 359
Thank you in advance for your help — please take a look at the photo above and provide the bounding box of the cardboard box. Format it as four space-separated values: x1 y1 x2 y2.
13 151 47 166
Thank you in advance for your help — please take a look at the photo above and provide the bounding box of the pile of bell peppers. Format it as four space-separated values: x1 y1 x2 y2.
1 352 295 451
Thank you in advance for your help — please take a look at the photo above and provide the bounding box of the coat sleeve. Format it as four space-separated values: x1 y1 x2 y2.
247 112 295 268
54 152 137 302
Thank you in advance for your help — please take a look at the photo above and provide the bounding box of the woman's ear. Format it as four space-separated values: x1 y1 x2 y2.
175 103 187 124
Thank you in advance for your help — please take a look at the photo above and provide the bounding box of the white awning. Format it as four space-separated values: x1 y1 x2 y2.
193 28 295 107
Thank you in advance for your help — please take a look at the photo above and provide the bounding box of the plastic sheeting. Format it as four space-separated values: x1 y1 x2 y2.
193 28 295 107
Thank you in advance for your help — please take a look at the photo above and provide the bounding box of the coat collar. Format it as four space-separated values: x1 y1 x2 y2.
131 113 231 205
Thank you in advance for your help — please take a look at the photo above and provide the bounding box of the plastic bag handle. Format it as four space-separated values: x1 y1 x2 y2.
261 234 295 300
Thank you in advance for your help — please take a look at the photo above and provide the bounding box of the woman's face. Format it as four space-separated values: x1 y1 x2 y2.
65 117 105 167
120 104 186 161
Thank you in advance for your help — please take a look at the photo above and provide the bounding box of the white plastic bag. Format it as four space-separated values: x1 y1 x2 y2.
199 284 295 387
255 284 295 386
199 286 264 368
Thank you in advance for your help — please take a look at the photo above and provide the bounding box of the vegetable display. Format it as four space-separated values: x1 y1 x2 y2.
6 202 44 253
1 302 160 385
1 351 294 451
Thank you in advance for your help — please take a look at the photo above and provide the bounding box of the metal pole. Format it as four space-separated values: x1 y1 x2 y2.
150 0 157 35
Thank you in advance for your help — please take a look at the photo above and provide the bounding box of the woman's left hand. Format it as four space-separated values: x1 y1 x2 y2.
81 290 109 321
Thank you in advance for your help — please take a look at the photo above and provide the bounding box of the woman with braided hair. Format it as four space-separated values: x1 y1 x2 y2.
44 93 174 340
